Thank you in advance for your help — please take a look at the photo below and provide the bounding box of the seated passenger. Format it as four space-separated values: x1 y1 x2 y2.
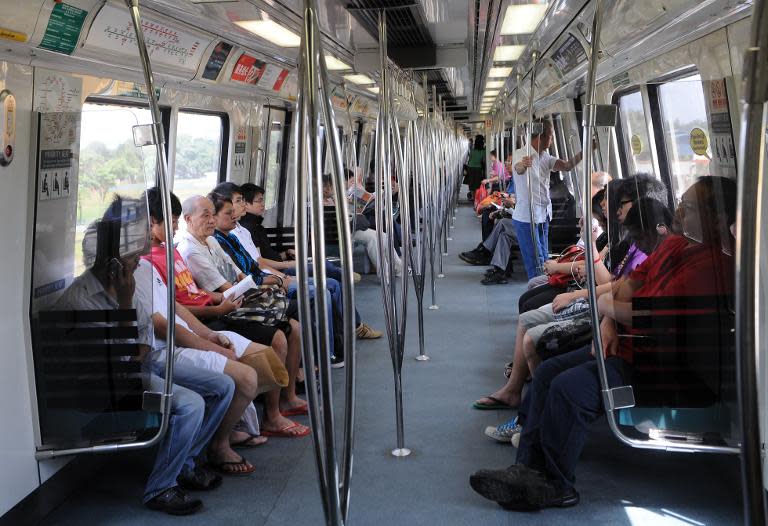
470 176 736 510
344 174 404 276
142 188 309 421
474 174 669 410
204 192 349 365
55 197 234 515
222 182 380 339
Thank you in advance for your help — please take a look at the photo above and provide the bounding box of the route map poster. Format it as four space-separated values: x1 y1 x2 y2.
85 4 210 72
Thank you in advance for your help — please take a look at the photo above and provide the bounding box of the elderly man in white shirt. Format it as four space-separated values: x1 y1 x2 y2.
512 119 583 280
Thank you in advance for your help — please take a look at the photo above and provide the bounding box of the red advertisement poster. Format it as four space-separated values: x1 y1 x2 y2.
231 54 266 85
272 69 290 91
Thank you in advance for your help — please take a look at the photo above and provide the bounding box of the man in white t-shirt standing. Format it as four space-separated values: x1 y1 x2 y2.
512 119 583 279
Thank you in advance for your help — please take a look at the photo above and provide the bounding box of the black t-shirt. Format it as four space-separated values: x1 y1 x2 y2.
239 213 284 262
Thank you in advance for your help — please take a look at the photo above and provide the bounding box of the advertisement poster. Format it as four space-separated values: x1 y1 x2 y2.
39 2 88 55
202 41 233 81
231 54 266 85
706 79 736 178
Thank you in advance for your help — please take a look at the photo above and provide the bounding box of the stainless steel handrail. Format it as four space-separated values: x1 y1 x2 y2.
36 0 175 460
581 0 740 457
735 0 768 522
293 2 358 524
375 10 412 457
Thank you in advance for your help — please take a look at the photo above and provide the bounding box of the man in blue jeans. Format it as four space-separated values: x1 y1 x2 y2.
55 199 234 515
511 119 583 280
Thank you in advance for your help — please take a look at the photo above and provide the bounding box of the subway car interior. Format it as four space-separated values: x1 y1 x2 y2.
0 0 767 524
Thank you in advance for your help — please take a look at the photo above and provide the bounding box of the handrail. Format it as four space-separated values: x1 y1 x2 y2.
581 0 741 458
293 2 357 524
375 10 412 457
36 0 175 461
735 0 768 522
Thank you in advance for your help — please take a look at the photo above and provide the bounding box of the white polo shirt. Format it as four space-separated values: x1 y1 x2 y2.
175 230 240 292
511 147 558 224
231 222 262 262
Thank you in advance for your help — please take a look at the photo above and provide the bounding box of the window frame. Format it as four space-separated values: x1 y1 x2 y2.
174 108 230 184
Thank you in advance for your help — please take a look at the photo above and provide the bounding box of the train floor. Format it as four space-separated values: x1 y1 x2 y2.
39 199 744 526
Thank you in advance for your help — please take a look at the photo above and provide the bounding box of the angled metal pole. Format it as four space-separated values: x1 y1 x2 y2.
292 2 359 524
735 0 768 523
524 51 542 275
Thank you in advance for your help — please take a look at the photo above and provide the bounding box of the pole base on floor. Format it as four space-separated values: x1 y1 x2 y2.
429 305 439 310
438 273 445 278
442 252 448 256
415 354 430 361
447 237 453 240
392 448 412 457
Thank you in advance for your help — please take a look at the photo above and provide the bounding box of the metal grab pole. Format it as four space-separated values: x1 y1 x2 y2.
524 52 542 274
292 2 359 524
428 84 440 310
375 10 411 457
412 74 429 360
735 0 768 523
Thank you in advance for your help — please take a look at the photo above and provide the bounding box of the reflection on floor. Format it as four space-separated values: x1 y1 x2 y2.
39 200 743 526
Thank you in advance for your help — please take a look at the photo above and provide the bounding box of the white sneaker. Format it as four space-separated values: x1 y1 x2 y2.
483 417 522 444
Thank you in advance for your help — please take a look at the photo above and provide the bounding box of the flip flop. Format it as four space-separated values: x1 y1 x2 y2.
230 434 268 449
208 455 256 476
280 403 309 417
261 422 311 438
473 396 517 410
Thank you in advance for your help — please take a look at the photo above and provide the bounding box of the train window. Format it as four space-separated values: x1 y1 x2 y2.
173 111 225 227
617 90 654 176
656 74 711 201
76 103 156 275
264 111 286 210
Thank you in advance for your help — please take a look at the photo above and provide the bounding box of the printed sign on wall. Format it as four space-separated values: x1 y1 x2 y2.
39 2 88 55
231 54 266 85
202 41 233 81
85 4 210 72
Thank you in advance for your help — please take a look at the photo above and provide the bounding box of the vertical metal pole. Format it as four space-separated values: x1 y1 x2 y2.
413 73 430 361
375 10 411 458
428 84 440 310
735 0 768 523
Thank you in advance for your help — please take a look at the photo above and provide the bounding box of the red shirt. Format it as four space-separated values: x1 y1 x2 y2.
617 235 734 363
143 245 214 307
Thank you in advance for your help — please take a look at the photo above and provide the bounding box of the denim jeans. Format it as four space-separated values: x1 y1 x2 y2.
285 263 361 326
515 347 630 491
143 361 235 502
513 219 549 280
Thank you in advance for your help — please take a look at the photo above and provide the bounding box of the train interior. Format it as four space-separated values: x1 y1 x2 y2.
0 0 765 524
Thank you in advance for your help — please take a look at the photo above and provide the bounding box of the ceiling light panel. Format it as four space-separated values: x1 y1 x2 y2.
486 80 505 89
488 66 512 78
493 45 526 62
484 90 500 97
325 55 351 71
344 74 375 84
235 20 301 47
500 4 549 36
367 87 380 94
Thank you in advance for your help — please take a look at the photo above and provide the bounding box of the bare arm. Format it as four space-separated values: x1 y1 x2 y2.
151 312 236 360
553 151 583 171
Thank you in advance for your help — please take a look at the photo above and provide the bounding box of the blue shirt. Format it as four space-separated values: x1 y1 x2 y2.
213 230 265 285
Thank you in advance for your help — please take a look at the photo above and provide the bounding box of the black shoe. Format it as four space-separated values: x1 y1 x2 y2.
481 269 508 285
331 355 345 369
460 251 491 266
469 465 545 509
501 480 580 511
145 487 203 515
177 466 223 491
467 191 474 201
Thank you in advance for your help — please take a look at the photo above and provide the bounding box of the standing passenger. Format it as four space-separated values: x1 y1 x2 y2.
511 119 583 279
